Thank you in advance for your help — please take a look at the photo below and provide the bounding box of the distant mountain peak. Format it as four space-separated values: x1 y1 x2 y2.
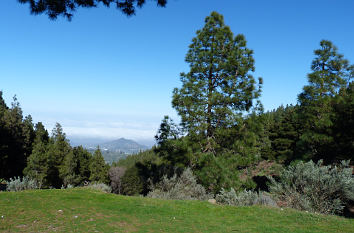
68 136 150 163
99 138 148 153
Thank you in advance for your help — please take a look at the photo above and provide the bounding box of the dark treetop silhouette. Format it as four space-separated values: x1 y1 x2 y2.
18 0 167 20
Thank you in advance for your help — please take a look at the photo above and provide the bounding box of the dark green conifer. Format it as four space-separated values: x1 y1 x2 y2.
89 147 109 184
23 122 50 187
0 94 35 178
298 40 353 162
172 11 262 152
46 123 72 188
60 146 92 186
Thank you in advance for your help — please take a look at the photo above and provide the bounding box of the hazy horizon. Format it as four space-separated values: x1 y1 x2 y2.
68 135 156 148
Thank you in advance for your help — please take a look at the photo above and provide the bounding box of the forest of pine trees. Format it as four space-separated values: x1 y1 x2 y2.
0 95 109 188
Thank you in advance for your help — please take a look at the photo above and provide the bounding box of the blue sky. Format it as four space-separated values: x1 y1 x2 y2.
1 0 354 146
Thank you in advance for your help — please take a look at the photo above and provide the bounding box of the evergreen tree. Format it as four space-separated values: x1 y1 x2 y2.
298 40 353 162
23 122 50 187
172 11 262 152
121 165 144 195
0 92 11 178
60 146 92 186
0 94 35 179
22 115 35 159
46 123 71 188
267 105 300 163
89 147 109 184
154 116 194 167
332 81 354 162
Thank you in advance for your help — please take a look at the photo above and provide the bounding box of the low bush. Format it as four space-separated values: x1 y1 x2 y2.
6 176 40 192
0 178 7 191
216 188 277 207
61 184 74 189
147 168 211 200
87 182 112 193
268 160 354 215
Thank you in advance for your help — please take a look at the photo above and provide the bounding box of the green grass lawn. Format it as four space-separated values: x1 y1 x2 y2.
0 188 353 232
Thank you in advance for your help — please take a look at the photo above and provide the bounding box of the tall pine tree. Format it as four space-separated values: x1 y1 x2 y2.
298 40 353 163
23 122 50 187
89 147 109 184
46 123 71 188
172 12 262 152
0 94 35 179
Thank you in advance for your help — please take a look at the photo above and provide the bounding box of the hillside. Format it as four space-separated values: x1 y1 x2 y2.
86 148 127 164
99 138 149 154
0 188 353 232
70 137 150 164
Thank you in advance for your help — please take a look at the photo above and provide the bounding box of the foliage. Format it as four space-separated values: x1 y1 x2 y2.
0 93 35 179
297 40 354 163
151 12 268 196
6 176 40 191
114 148 160 168
121 165 144 195
113 148 167 195
60 146 92 187
108 166 126 194
216 188 277 207
154 116 193 167
331 81 354 161
147 168 211 200
89 147 109 184
268 160 354 215
194 153 241 194
19 0 168 20
23 122 50 187
45 123 72 188
264 105 300 163
86 182 112 193
172 11 262 152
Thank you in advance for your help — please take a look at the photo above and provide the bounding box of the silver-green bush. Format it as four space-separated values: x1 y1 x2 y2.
6 176 40 191
147 168 211 200
216 188 277 207
87 182 112 193
268 160 354 215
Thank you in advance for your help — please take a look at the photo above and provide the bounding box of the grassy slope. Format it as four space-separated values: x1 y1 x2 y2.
0 188 353 233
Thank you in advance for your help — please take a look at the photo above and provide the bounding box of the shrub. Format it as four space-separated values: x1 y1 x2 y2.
0 178 7 191
195 153 242 194
6 176 40 192
109 166 126 194
268 160 354 215
61 184 74 189
147 168 211 200
256 193 278 207
216 188 277 207
87 182 112 193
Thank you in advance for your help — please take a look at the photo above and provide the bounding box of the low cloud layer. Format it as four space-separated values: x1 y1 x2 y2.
28 111 169 145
